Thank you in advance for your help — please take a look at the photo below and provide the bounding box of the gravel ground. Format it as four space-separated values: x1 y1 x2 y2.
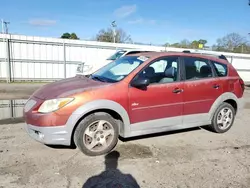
0 87 250 188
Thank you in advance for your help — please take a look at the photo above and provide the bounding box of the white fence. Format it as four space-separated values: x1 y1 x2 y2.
1 33 250 83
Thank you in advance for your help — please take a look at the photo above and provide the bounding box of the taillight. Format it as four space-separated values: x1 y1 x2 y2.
239 78 245 91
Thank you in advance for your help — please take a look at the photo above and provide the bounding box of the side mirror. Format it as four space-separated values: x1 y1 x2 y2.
76 63 93 76
131 77 150 88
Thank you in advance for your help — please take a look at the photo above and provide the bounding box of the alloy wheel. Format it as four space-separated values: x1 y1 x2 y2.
83 120 115 152
217 107 233 130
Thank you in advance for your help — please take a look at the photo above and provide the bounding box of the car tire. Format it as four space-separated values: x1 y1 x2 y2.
73 112 119 156
209 102 236 133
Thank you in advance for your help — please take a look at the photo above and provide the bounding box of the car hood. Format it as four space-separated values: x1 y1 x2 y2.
32 75 110 100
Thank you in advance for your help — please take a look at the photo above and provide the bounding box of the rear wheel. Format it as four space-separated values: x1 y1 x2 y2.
73 112 119 156
210 102 236 133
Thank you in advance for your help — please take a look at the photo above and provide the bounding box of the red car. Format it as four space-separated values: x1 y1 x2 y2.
24 51 245 156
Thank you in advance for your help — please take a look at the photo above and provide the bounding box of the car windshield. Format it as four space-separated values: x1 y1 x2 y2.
106 50 126 60
90 56 149 83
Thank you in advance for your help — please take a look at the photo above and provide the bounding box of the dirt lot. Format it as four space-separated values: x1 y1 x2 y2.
0 85 250 188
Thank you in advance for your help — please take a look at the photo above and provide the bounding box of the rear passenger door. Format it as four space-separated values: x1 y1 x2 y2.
181 56 224 122
210 60 229 90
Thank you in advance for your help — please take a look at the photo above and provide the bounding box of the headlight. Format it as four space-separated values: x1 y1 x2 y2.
38 98 74 113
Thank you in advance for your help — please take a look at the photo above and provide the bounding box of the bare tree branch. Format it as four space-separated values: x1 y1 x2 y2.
95 28 132 43
215 33 247 52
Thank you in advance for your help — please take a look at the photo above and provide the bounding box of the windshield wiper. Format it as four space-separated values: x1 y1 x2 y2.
91 75 107 82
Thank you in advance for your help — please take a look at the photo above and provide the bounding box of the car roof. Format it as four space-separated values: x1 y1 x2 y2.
127 51 229 64
121 48 159 51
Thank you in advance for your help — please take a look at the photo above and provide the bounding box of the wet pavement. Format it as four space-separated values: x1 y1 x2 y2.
0 83 45 100
0 99 27 124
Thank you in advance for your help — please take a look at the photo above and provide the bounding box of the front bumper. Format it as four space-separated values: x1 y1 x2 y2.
25 124 71 146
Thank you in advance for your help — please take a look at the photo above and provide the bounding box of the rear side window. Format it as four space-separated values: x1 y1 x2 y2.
183 57 213 80
211 61 228 77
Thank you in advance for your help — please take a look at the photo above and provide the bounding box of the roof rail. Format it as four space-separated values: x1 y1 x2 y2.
182 50 228 61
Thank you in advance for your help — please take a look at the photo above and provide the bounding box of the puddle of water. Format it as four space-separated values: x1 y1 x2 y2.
115 143 153 159
0 99 28 122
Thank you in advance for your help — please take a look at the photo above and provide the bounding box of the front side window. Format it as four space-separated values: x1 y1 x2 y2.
211 61 228 77
149 59 168 73
91 56 148 83
183 57 213 80
135 56 179 84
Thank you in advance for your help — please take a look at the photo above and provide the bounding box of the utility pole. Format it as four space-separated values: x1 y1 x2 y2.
1 19 11 83
1 19 4 33
111 21 117 43
4 21 10 34
1 19 10 34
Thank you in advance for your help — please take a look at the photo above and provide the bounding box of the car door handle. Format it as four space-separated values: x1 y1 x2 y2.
213 84 220 89
172 88 183 93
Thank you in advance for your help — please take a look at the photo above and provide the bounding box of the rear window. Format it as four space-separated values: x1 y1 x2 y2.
107 50 126 60
126 51 152 55
211 61 228 77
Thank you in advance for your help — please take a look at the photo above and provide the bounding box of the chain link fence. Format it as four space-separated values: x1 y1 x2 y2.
1 34 250 83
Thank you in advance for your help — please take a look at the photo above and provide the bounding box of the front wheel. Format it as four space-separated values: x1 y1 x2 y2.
73 112 119 156
209 102 236 133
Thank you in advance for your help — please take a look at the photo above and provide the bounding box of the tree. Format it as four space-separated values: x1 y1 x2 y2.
60 32 79 40
179 39 190 48
70 33 79 39
168 39 208 49
61 32 71 39
233 43 250 53
164 42 170 47
198 39 207 45
95 28 132 43
190 40 199 49
170 43 180 48
189 39 207 49
214 33 247 52
116 28 132 43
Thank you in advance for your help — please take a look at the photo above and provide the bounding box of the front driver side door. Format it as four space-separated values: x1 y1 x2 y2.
128 56 184 131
